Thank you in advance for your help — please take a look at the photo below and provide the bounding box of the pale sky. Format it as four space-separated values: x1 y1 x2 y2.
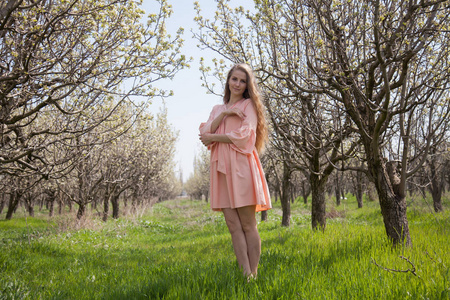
142 1 234 182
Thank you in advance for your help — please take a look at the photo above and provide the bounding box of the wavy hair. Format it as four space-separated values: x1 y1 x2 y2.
223 63 268 153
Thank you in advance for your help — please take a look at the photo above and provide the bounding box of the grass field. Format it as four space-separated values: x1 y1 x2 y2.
0 194 449 299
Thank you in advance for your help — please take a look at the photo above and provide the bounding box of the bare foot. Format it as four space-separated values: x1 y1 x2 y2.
247 273 257 283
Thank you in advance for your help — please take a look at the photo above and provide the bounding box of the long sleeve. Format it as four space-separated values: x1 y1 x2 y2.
204 98 271 212
199 105 221 135
227 100 257 154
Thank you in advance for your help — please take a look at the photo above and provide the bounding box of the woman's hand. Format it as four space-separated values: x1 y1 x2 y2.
199 133 214 147
199 133 232 146
223 108 246 119
209 108 246 134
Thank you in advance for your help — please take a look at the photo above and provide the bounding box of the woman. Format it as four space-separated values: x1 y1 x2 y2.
199 63 271 280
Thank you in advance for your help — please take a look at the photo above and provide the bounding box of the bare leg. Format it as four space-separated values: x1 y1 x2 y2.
237 205 260 277
222 208 252 275
222 205 261 277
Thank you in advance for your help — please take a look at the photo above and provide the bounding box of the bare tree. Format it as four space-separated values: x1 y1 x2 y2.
301 0 450 245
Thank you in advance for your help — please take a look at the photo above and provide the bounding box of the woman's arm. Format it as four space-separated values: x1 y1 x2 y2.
209 112 225 133
199 133 232 147
200 107 246 147
209 108 246 133
226 101 257 154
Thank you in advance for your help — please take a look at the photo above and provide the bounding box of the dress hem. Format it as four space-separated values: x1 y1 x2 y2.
211 204 271 212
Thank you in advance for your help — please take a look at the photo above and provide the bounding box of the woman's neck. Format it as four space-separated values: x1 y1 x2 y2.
228 95 243 105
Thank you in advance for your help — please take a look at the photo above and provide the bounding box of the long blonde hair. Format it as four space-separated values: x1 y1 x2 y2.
223 63 268 153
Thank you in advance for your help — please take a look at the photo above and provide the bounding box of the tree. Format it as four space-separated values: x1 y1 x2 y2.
1 0 187 220
425 140 450 212
185 147 210 201
194 0 450 245
300 0 450 245
0 0 187 179
194 0 358 230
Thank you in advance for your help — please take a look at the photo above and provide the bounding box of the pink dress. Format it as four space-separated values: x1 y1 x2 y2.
199 98 271 212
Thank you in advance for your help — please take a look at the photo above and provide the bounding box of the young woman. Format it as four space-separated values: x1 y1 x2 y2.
199 63 271 280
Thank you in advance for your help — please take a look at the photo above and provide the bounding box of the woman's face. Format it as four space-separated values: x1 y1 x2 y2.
228 69 247 99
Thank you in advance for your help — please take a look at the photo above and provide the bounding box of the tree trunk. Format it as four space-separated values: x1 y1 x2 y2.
58 195 63 215
311 175 326 231
290 184 295 203
429 156 444 212
131 189 138 214
6 191 21 220
92 198 97 211
68 198 73 212
367 183 376 201
48 198 54 217
103 194 110 222
261 210 268 222
112 195 120 219
46 189 56 217
419 173 427 198
356 171 363 208
432 190 443 212
0 197 5 214
301 181 309 204
280 162 291 227
76 203 86 220
373 160 411 246
335 175 341 206
25 196 35 217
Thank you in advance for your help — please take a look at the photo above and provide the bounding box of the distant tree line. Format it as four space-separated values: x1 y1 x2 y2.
191 0 450 246
0 0 186 220
184 147 210 202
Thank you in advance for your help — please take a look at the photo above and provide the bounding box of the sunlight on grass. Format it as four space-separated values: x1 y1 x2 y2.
0 195 449 299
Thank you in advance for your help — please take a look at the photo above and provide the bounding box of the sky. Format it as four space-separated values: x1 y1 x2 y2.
140 1 232 182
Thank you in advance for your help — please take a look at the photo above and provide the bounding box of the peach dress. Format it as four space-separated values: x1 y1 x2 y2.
199 98 271 212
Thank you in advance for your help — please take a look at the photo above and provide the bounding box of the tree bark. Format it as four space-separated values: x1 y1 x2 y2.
432 190 443 212
428 154 444 212
68 198 72 212
290 184 295 203
261 210 268 222
280 162 291 227
335 175 341 206
373 160 411 246
25 195 34 217
58 195 63 215
0 196 5 214
76 203 86 220
301 181 309 204
48 199 54 217
46 189 56 217
112 195 120 219
102 194 110 222
356 171 363 208
131 189 138 214
311 174 326 231
6 191 21 220
367 183 376 202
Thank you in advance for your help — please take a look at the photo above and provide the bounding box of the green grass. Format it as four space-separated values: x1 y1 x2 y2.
0 194 449 299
